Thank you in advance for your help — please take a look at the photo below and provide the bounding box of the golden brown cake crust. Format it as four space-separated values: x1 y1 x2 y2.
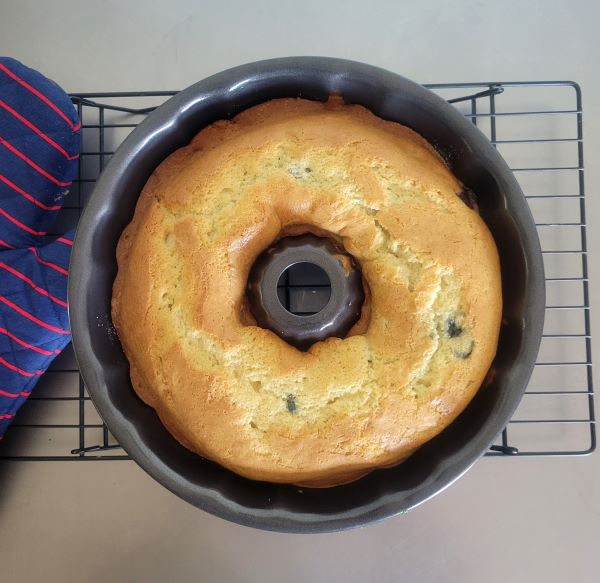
112 97 502 487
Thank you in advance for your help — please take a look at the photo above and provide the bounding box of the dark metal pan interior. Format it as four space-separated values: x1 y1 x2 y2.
69 57 545 533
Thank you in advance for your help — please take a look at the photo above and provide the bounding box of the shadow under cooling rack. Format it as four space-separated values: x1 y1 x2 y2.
0 81 595 461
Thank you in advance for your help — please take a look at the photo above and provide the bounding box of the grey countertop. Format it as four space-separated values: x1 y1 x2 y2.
1 1 599 581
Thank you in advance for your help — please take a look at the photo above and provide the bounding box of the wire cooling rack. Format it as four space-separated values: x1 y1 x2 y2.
0 82 594 460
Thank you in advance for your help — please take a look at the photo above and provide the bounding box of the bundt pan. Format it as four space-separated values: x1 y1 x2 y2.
69 57 545 533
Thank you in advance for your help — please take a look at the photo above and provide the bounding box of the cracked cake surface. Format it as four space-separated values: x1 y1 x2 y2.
112 97 502 487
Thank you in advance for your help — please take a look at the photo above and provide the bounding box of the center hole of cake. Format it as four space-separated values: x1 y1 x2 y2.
277 262 331 317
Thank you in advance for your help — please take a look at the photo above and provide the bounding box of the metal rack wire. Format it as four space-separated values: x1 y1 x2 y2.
0 81 594 460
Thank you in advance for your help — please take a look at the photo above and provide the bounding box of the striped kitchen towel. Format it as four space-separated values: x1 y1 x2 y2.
0 56 80 437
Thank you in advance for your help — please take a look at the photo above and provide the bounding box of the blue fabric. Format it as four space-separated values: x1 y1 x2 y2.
0 56 80 436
